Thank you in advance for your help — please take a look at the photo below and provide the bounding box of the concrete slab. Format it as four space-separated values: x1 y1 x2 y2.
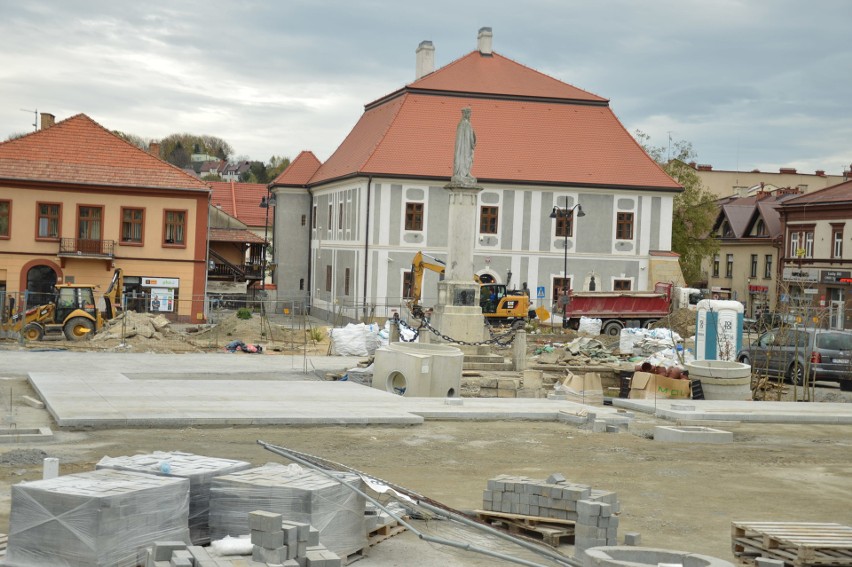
15 351 625 428
613 398 852 424
653 425 734 444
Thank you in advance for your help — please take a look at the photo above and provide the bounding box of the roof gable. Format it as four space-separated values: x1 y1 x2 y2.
0 114 209 191
270 151 321 186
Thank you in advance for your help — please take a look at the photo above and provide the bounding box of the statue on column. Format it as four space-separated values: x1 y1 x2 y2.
451 107 477 186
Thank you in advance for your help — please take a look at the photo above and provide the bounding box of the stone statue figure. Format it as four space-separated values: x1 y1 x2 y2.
451 107 477 186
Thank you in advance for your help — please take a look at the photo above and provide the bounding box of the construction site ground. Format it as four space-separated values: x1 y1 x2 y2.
0 311 851 565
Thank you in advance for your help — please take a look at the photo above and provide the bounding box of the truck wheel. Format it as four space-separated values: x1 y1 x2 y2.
64 317 95 340
602 321 624 336
22 323 45 341
643 319 658 329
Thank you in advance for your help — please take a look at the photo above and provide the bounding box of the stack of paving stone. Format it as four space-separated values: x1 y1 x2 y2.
97 451 252 545
6 469 189 567
209 463 366 559
574 498 619 555
250 510 342 566
482 473 620 521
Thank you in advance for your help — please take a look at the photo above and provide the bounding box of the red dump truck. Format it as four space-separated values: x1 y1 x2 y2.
563 282 674 336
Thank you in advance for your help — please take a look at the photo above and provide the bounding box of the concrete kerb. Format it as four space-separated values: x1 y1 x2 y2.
582 546 736 567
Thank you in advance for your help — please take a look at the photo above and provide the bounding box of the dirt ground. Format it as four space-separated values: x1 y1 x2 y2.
1 371 851 564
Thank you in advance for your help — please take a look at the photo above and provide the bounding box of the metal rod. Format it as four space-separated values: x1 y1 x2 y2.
258 440 566 567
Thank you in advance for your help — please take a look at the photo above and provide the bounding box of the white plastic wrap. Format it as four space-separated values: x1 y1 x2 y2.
209 462 366 558
210 535 253 556
6 469 190 567
329 323 382 356
96 451 251 545
578 317 602 335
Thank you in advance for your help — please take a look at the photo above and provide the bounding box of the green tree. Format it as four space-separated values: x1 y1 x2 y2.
159 133 233 167
635 131 719 285
267 155 291 180
201 173 223 181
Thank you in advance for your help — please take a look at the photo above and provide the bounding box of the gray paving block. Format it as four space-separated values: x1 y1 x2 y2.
624 531 641 545
6 469 190 567
210 464 365 558
756 558 786 567
254 544 288 563
546 473 566 484
250 509 284 532
97 451 250 545
154 542 189 561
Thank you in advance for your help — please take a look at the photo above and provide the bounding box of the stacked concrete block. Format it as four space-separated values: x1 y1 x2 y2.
97 451 252 545
6 469 189 567
209 463 366 559
143 541 229 567
479 378 520 398
574 499 619 556
482 474 620 522
247 510 341 567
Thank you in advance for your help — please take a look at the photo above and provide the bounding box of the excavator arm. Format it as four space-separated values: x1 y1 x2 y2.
407 252 446 317
102 268 124 320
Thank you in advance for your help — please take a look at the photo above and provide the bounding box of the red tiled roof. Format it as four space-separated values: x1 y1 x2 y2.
208 181 271 227
781 179 852 205
270 151 321 186
307 48 676 189
209 228 265 244
0 114 209 191
311 93 679 189
403 51 607 103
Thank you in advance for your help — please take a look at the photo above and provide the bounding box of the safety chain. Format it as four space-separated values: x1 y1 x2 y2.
393 313 522 347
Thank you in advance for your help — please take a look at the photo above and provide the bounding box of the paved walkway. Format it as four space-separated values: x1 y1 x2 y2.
5 351 852 428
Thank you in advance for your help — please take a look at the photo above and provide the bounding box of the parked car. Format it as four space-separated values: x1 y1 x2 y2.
736 327 852 390
743 312 800 332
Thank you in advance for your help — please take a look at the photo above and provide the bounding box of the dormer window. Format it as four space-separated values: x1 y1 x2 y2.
753 219 766 237
721 220 734 238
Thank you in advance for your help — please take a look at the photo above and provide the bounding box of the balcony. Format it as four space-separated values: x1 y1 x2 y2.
207 249 263 282
58 238 115 269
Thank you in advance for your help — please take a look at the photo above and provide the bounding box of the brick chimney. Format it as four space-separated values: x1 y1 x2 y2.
755 190 771 201
697 164 713 171
815 170 826 177
779 167 797 174
148 141 160 157
40 113 55 129
415 40 435 80
477 27 493 55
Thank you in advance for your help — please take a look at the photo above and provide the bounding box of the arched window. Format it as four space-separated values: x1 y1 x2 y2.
26 265 57 308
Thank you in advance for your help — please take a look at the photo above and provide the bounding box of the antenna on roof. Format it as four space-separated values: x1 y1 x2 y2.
20 108 38 131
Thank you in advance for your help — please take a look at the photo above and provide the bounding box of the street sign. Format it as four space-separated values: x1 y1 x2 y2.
536 286 545 299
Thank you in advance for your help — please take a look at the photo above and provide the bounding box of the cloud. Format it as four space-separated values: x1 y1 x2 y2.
1 0 850 172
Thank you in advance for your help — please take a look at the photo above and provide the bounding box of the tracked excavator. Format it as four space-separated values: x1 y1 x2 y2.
406 252 534 324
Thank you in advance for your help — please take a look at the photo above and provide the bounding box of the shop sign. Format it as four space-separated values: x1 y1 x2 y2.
142 277 180 288
748 285 769 292
804 289 819 295
821 270 851 283
782 267 819 283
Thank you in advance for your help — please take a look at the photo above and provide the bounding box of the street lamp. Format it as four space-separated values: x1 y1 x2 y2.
549 200 584 326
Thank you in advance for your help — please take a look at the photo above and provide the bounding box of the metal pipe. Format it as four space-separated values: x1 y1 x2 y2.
257 441 566 567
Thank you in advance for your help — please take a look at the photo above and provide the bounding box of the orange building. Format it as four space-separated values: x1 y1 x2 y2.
0 113 210 322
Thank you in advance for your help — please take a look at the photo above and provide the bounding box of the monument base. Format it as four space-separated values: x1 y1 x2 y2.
429 281 488 344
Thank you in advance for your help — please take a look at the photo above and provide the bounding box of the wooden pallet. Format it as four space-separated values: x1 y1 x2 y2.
476 510 575 547
732 522 852 567
343 521 408 565
0 533 6 557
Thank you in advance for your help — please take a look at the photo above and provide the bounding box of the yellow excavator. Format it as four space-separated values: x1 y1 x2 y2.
406 252 534 324
2 268 123 341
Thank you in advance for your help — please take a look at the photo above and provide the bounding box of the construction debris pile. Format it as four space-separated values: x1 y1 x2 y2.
533 337 622 367
93 311 178 342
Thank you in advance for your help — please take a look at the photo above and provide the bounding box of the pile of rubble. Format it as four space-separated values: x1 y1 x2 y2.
93 311 176 341
533 337 623 368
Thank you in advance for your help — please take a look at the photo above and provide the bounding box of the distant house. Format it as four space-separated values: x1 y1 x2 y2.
208 181 274 290
270 28 683 323
680 160 849 199
199 160 227 178
706 188 801 315
207 205 266 298
778 180 852 329
0 113 210 322
222 160 253 182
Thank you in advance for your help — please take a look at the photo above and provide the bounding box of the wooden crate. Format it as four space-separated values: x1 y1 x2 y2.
732 521 852 567
476 510 575 547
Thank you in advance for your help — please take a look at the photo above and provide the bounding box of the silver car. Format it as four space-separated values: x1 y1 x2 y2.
736 327 852 391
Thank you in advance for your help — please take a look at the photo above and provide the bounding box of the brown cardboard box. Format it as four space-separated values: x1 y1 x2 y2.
628 371 691 399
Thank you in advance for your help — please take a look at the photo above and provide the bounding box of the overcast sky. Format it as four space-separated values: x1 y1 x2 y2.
2 1 851 175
